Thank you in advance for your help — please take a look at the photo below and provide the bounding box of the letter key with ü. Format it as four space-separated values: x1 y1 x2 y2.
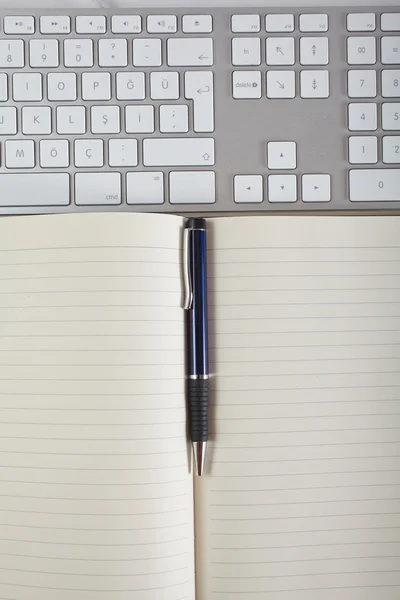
0 7 398 212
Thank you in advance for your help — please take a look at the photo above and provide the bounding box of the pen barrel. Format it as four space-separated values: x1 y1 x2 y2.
187 228 209 376
188 379 209 442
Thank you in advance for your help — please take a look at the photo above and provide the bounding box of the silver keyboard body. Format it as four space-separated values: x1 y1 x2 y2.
0 7 399 214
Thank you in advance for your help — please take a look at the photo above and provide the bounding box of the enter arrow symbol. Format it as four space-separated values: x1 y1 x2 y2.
197 86 211 94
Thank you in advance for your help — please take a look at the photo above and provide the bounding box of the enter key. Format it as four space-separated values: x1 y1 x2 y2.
185 71 215 133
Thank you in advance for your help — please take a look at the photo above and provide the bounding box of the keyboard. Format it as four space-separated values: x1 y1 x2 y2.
0 7 399 214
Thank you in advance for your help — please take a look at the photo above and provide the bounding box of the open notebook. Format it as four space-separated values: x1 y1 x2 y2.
0 212 399 600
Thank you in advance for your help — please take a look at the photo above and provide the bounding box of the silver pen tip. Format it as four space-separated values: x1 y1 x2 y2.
193 441 207 476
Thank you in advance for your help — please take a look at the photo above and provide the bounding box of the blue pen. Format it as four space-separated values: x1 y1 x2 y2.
183 218 209 476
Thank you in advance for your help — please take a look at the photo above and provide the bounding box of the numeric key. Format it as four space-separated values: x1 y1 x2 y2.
0 40 24 68
348 70 377 98
348 102 377 131
382 103 400 131
64 39 93 67
382 70 400 98
348 135 378 164
29 39 59 68
383 136 400 163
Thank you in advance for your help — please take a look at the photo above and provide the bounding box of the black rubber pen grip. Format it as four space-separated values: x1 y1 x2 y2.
188 379 209 442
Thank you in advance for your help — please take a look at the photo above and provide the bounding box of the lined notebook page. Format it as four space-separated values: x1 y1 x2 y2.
195 216 400 600
0 213 194 600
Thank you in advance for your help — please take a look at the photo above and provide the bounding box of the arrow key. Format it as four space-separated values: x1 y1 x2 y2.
268 175 297 203
267 141 297 169
267 70 295 98
234 175 264 203
266 37 295 65
302 174 331 202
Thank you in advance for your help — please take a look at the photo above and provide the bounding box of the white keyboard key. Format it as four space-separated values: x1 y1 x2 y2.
170 171 216 204
349 169 400 201
267 141 297 169
234 175 263 203
22 106 51 135
299 14 328 33
381 37 400 65
91 105 120 134
266 70 295 99
98 38 128 67
347 70 377 98
125 105 154 133
39 140 69 168
13 73 42 101
76 16 106 34
0 74 7 101
347 13 376 32
381 14 400 32
143 138 214 167
167 38 213 66
116 72 145 101
266 37 295 65
57 106 86 134
75 173 121 205
108 139 138 167
133 39 162 67
232 37 261 66
268 174 297 203
150 71 179 100
348 102 377 131
111 15 141 34
47 73 77 101
160 104 188 133
64 39 93 68
29 39 59 67
74 139 104 168
232 70 262 99
82 72 111 101
4 16 34 34
127 172 164 205
382 103 400 130
265 14 294 33
348 135 378 164
185 71 214 132
302 174 331 202
300 37 329 65
40 16 70 34
147 15 177 33
0 174 69 206
231 14 260 33
383 136 400 164
5 140 35 168
0 40 24 68
382 70 400 98
347 37 376 65
183 15 213 33
300 70 329 98
0 107 17 134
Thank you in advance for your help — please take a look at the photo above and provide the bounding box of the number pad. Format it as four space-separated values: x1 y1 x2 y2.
348 103 377 131
383 136 400 164
348 70 377 98
382 103 400 131
347 37 376 65
0 40 24 68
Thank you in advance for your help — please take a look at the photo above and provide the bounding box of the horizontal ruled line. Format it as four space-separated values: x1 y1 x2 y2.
213 555 400 565
0 493 187 501
0 479 187 485
0 536 188 547
0 507 187 517
0 581 189 592
212 585 400 593
1 565 187 578
0 464 186 471
210 470 400 478
0 522 188 531
212 540 400 550
212 569 400 579
210 484 400 492
210 526 400 536
212 457 400 464
211 512 400 522
0 245 179 253
0 550 187 562
0 275 180 281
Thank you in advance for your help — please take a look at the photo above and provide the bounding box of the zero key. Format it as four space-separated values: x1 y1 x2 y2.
349 169 400 201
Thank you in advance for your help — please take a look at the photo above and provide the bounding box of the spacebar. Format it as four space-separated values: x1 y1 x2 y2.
0 173 70 206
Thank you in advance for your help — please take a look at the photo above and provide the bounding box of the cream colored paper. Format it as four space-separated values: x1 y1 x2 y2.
0 213 194 600
195 216 400 600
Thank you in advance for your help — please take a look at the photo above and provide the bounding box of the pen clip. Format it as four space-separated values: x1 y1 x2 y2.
183 228 193 310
